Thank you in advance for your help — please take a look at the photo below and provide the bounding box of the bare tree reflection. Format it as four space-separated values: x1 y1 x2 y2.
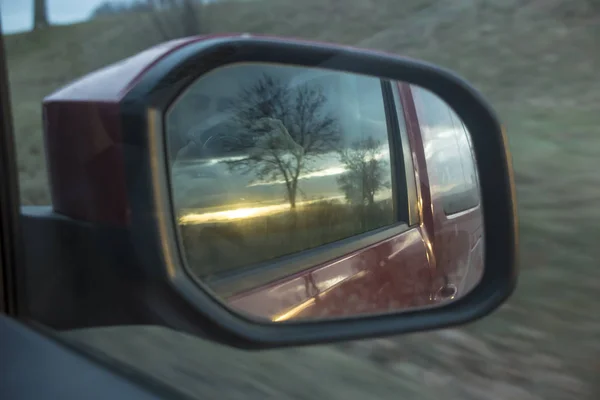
220 74 341 209
172 73 398 278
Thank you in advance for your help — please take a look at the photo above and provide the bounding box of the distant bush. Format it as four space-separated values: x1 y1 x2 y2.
146 0 209 40
90 0 208 40
90 1 153 19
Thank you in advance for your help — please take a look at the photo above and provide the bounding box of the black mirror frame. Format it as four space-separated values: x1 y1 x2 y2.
118 34 518 349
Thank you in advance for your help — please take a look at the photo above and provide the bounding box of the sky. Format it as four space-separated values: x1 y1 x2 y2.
0 0 126 34
0 0 219 33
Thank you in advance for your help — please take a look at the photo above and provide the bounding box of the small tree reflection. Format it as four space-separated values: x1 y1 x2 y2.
337 136 391 230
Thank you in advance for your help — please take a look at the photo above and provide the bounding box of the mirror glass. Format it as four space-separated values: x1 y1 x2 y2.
165 63 484 322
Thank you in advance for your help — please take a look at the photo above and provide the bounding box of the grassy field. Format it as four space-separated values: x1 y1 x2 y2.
179 199 393 279
6 0 600 399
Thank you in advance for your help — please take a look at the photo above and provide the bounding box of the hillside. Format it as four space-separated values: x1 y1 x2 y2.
5 0 600 399
6 0 600 204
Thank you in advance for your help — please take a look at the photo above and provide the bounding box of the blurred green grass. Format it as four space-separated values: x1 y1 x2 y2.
5 0 600 398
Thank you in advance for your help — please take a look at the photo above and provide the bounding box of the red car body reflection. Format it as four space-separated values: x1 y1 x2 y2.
42 35 483 322
228 228 432 320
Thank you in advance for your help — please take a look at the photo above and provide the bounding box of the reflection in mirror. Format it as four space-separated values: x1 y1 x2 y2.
165 63 483 322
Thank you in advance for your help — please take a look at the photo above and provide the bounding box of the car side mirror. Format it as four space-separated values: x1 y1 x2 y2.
40 35 518 348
